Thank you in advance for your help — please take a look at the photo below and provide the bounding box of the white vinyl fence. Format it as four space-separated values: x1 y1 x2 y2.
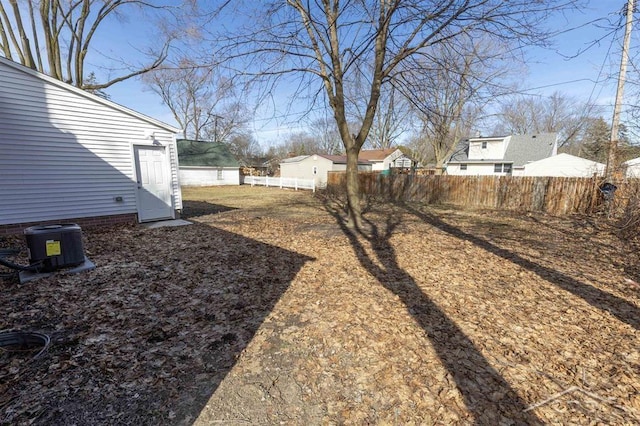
244 176 316 192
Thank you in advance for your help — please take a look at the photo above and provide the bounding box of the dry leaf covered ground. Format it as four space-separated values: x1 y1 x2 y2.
1 186 639 425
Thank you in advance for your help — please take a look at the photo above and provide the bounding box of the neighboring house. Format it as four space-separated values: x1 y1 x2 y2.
359 148 412 171
624 157 640 178
0 56 182 233
522 153 605 177
446 133 558 176
280 154 372 188
176 139 240 186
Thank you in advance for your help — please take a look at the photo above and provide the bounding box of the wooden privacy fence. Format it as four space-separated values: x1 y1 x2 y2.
327 172 640 216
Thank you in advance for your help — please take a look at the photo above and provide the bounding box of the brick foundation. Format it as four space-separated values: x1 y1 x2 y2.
0 213 138 236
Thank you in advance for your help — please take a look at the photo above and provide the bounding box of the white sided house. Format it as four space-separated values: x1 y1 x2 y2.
0 56 182 233
359 148 412 171
280 154 372 188
446 133 558 176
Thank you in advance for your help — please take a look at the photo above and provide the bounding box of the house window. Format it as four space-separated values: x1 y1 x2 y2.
313 166 318 175
481 141 487 149
460 164 468 170
494 163 512 174
217 168 223 180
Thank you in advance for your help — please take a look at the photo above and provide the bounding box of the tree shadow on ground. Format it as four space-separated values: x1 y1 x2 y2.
401 203 640 331
322 200 543 425
0 223 313 425
181 200 237 219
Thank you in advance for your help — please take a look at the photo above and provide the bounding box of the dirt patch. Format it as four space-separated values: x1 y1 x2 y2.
1 186 639 424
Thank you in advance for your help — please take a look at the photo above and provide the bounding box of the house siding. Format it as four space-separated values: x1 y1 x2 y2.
0 213 137 236
179 167 240 186
468 138 507 160
447 163 505 176
370 162 386 171
0 58 181 226
280 156 335 187
365 149 406 171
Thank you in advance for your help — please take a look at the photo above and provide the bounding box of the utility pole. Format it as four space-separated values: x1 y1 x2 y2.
606 0 634 181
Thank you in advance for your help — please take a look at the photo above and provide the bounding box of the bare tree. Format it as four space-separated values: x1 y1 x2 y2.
308 117 344 155
214 0 583 228
145 58 247 142
396 40 505 172
227 131 262 164
0 0 189 89
146 60 214 140
279 131 322 156
349 76 412 149
202 100 251 145
271 123 347 157
492 91 601 148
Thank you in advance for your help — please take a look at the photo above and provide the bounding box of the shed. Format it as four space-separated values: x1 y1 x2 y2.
280 154 372 188
176 139 240 186
0 56 182 234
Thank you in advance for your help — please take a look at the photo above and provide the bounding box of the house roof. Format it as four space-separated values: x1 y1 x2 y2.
320 154 372 165
280 155 311 163
176 139 240 167
320 154 347 163
624 157 640 166
448 133 557 167
504 133 557 167
0 56 180 133
526 153 605 167
359 149 398 161
280 154 371 165
523 153 605 177
448 140 474 162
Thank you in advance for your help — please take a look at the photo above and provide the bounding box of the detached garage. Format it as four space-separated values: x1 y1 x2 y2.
0 56 183 234
521 153 605 177
176 139 240 186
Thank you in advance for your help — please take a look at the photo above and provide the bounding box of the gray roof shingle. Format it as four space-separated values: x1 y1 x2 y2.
504 133 557 167
448 139 472 162
280 155 311 163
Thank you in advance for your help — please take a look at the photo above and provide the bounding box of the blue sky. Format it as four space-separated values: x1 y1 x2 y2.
98 1 632 146
522 2 626 103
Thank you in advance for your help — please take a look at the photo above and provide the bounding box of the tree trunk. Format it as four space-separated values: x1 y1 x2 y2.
345 145 362 229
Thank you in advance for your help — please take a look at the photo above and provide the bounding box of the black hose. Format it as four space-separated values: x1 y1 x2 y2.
0 330 51 359
0 248 19 256
0 271 18 279
0 249 41 272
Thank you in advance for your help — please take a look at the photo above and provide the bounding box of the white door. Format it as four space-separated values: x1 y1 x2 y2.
134 145 173 222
